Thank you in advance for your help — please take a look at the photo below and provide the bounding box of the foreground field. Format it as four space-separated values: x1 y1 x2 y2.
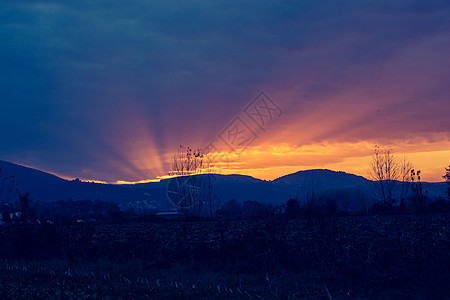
0 214 449 299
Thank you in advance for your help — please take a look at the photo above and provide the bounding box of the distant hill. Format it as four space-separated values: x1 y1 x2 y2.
0 160 66 190
0 160 447 212
0 160 170 211
274 169 370 187
272 169 374 211
146 174 291 207
272 169 447 209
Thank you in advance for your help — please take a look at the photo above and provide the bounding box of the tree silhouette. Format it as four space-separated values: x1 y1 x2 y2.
18 192 35 222
0 168 17 206
411 169 427 213
285 196 300 219
369 146 400 208
443 165 450 200
167 145 219 218
399 155 414 210
216 199 241 219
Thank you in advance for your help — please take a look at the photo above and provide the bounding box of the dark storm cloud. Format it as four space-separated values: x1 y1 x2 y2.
1 0 449 181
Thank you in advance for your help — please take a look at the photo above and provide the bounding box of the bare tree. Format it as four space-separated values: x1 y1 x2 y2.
411 169 426 213
0 169 18 223
302 173 324 217
399 155 414 209
357 190 370 215
286 196 301 219
167 145 219 218
368 146 400 206
18 192 35 222
0 168 17 206
303 173 319 205
443 165 450 200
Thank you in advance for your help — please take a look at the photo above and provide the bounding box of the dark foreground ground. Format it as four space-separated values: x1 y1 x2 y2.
0 214 449 299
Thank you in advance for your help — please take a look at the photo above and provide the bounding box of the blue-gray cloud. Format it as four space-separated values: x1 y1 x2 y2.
1 0 449 181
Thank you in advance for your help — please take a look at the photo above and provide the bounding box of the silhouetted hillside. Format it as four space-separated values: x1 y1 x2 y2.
0 161 447 212
0 161 170 211
0 160 66 191
274 169 370 188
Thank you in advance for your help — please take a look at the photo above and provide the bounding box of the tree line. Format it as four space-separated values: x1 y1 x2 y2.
168 145 450 220
369 146 449 214
0 169 128 224
1 146 449 224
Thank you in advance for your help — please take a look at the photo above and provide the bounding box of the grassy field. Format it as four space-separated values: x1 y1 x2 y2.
0 214 449 299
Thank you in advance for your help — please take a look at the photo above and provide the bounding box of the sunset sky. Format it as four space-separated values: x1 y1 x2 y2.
1 1 449 183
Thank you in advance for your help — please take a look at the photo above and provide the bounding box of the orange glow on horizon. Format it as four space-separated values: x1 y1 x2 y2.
105 139 449 184
114 174 177 184
217 141 450 182
71 92 449 185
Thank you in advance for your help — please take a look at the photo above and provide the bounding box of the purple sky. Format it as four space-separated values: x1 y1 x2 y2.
1 0 449 182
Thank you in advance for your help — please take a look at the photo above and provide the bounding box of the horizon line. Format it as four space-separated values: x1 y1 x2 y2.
1 160 446 185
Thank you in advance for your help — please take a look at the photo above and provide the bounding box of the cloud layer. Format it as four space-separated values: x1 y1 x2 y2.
1 0 449 182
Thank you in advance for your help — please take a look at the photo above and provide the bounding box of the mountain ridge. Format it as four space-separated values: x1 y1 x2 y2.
1 160 447 212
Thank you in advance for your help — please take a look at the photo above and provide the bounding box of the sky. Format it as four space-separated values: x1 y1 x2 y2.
1 0 449 183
